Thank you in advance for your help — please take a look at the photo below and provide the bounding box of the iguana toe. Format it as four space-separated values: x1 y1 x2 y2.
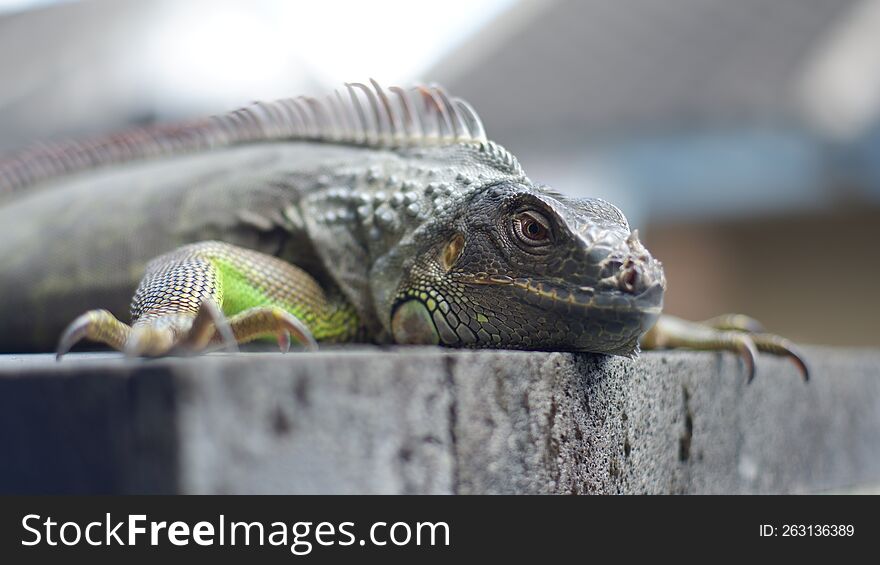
224 306 318 352
56 309 131 360
641 314 809 382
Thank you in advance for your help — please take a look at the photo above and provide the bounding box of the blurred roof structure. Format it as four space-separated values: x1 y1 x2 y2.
0 0 320 151
0 0 513 151
430 0 880 223
433 0 872 146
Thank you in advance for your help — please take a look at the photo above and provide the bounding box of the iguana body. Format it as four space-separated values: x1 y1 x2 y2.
0 82 806 379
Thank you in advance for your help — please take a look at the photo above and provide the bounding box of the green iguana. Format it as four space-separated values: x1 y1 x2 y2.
0 80 807 381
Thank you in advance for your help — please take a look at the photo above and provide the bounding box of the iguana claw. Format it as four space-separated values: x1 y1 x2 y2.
55 303 317 359
56 309 131 360
223 306 319 353
641 314 810 382
171 300 238 354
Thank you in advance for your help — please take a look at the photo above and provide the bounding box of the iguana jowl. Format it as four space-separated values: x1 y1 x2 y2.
0 81 807 380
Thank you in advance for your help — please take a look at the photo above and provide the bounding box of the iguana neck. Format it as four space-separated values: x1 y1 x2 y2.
288 142 529 340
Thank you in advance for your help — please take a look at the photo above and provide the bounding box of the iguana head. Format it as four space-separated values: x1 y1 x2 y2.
390 182 666 355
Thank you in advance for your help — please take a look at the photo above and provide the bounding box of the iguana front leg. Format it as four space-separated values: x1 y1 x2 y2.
56 241 359 358
640 313 810 382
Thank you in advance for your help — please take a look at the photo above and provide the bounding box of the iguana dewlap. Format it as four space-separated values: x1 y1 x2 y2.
0 81 806 380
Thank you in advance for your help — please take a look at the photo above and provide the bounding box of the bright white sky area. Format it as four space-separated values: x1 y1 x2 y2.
276 0 516 84
139 0 516 109
0 0 515 86
0 0 69 11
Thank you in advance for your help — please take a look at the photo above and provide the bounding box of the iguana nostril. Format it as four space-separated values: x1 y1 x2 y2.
601 260 622 277
621 266 638 293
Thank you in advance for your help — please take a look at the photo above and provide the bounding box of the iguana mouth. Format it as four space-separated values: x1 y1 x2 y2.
454 273 664 314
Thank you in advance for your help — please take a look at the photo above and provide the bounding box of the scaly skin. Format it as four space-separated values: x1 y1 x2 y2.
55 242 355 356
0 82 807 380
132 242 358 342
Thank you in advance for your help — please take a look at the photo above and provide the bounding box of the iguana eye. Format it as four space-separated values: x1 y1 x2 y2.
513 211 551 245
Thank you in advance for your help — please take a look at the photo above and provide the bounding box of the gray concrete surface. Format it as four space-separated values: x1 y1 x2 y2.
0 347 878 494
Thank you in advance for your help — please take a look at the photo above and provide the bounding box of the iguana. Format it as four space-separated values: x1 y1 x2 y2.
0 80 807 381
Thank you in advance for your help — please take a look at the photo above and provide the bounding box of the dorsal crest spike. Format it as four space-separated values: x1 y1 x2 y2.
0 80 491 197
330 89 353 139
388 86 417 142
416 86 454 141
369 78 399 145
430 84 466 141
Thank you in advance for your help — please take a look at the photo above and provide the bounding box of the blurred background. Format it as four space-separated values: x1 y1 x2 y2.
1 0 878 346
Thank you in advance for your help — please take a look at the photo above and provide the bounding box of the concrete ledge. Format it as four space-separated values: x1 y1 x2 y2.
0 347 878 494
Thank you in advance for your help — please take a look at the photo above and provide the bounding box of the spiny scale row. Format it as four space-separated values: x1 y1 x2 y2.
0 80 488 196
